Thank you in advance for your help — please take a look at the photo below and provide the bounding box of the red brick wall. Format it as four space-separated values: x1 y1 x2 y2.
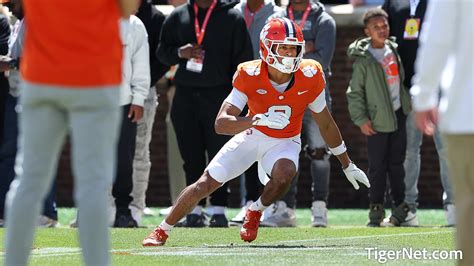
55 26 444 209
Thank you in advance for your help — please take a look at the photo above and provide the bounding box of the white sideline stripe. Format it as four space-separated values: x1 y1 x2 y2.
24 246 364 258
270 230 453 245
1 230 453 258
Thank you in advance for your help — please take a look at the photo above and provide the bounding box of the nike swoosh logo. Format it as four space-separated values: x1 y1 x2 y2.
298 90 309 95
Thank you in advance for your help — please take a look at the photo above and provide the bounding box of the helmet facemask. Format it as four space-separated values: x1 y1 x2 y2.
261 37 305 74
259 18 306 74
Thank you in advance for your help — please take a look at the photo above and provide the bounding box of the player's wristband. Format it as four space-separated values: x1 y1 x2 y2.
329 141 346 156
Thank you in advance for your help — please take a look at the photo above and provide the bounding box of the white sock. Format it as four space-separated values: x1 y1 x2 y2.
249 198 268 211
190 206 202 215
159 220 174 235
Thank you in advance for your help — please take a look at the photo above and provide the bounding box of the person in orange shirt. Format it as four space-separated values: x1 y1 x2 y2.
142 18 370 246
4 0 136 265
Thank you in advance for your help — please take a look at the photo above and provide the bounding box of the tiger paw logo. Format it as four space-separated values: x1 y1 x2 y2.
245 66 261 76
302 65 318 78
260 24 271 42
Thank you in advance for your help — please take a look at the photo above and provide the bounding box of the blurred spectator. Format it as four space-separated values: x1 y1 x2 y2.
262 0 336 228
0 1 12 226
382 0 454 227
235 0 283 58
410 1 473 264
350 0 383 7
4 0 131 265
0 0 57 228
230 0 283 225
156 0 252 227
112 15 150 228
346 8 411 227
0 3 9 149
130 0 169 225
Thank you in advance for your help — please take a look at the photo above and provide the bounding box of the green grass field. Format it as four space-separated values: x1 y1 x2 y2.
0 208 458 265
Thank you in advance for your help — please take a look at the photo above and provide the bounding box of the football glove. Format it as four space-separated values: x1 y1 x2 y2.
343 162 370 190
252 112 290 130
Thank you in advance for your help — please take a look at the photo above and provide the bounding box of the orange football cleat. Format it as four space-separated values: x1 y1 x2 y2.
240 209 262 243
142 227 168 247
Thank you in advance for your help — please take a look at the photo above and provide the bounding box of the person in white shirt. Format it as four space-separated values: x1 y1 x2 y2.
112 15 150 228
410 1 473 265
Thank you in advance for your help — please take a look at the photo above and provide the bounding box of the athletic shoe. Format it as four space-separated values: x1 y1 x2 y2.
143 207 155 216
130 205 144 226
230 201 253 225
159 206 172 216
400 211 419 226
209 214 229 227
175 214 208 228
38 215 58 228
444 204 456 226
367 204 385 227
381 202 409 227
113 214 138 228
260 201 296 227
311 201 328 227
142 227 168 247
69 217 78 228
240 209 262 243
262 203 274 220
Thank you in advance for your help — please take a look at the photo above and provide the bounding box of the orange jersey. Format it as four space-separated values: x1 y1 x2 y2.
233 59 326 138
22 0 122 87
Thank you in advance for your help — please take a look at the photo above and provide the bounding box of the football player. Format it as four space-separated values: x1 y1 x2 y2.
143 18 370 246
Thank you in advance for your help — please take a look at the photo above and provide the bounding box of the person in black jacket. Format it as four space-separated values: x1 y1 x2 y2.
156 0 253 227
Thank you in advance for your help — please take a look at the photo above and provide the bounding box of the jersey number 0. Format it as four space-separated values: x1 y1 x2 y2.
267 105 292 129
